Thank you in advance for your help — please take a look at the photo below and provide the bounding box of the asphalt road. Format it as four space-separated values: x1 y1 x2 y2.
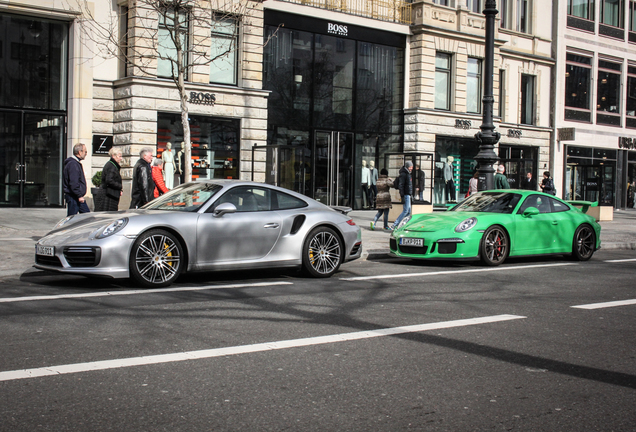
1 251 635 431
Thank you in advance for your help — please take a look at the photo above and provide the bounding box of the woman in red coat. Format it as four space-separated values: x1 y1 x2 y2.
152 158 170 198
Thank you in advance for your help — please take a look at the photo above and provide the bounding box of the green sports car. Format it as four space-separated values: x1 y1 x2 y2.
390 190 601 265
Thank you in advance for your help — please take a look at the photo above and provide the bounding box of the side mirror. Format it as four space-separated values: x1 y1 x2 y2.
523 207 540 217
213 202 237 218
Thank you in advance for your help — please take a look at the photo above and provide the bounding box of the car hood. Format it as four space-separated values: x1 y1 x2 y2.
402 211 482 233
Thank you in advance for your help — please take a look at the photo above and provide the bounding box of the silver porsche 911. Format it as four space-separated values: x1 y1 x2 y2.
35 180 362 287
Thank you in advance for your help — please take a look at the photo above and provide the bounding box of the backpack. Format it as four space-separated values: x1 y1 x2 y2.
392 177 400 189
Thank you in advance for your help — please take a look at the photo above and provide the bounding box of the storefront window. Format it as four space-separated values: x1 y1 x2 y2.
0 14 67 110
568 0 595 20
467 58 482 114
210 17 238 85
435 53 452 110
566 146 616 205
434 137 479 205
157 113 240 183
499 145 538 190
597 59 622 125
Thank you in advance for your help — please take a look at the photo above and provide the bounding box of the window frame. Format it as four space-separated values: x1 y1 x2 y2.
596 58 622 118
467 0 481 13
467 57 482 114
520 73 536 125
157 8 190 80
209 15 239 86
500 0 532 34
565 53 593 114
601 0 624 28
626 65 636 120
567 0 595 20
435 52 452 111
499 69 506 121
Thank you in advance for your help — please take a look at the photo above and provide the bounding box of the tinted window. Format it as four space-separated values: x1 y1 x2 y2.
452 192 522 214
214 187 272 212
275 191 308 210
517 194 552 214
549 197 570 213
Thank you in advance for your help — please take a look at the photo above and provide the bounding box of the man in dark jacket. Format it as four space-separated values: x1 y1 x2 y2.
129 147 156 208
392 160 413 230
62 143 89 216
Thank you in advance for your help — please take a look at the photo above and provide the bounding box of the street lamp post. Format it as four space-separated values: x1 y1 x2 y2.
474 0 500 191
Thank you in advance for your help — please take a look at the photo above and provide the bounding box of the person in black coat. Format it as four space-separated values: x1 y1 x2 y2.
62 143 89 216
99 147 124 211
392 161 413 229
521 172 536 191
129 147 155 209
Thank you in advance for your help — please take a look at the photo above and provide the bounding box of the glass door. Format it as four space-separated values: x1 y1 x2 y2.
314 131 353 207
0 112 63 207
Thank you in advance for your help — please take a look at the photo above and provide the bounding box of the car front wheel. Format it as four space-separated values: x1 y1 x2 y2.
572 224 595 261
130 229 184 287
302 227 343 277
480 225 509 266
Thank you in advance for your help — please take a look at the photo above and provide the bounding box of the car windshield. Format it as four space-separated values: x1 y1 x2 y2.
142 183 222 212
452 192 522 214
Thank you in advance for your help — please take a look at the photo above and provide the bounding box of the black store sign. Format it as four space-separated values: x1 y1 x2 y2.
93 135 113 155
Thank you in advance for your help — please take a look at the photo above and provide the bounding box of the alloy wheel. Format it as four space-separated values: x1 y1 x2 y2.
134 233 181 285
307 230 342 275
483 227 508 265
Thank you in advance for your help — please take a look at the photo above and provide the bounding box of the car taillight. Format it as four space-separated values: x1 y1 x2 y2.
346 219 356 226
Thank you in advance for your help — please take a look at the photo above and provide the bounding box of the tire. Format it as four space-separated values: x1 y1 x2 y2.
129 229 184 287
480 225 509 266
302 227 343 278
572 224 596 261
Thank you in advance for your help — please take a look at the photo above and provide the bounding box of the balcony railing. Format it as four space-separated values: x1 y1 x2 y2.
277 0 413 25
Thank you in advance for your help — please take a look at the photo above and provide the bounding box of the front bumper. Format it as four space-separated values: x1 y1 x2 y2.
389 229 483 260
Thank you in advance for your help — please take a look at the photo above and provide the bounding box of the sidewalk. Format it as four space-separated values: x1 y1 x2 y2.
0 207 635 279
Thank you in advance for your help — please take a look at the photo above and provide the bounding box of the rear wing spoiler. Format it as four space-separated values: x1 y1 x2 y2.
330 205 352 215
566 200 598 214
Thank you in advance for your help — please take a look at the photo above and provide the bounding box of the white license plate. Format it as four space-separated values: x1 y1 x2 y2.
399 237 423 247
36 245 55 256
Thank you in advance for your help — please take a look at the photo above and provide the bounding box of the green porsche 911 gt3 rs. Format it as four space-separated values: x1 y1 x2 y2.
390 190 601 265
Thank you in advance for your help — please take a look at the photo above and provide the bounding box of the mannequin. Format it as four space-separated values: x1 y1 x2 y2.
176 143 185 184
444 156 456 202
369 160 378 208
162 142 175 189
361 160 370 208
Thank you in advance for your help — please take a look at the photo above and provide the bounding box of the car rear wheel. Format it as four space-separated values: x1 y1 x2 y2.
480 225 509 266
302 227 343 278
572 224 595 261
130 229 184 287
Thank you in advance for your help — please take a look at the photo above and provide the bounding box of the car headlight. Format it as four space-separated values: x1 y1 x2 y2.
96 218 129 239
54 215 75 229
455 217 477 233
396 216 411 230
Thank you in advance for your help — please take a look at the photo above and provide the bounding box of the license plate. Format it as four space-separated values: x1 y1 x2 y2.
399 237 423 247
36 245 55 256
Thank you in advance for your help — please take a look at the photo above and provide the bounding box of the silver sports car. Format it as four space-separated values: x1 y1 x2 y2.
35 180 362 287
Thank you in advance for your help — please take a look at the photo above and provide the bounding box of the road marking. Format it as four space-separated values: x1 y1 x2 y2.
604 258 636 263
0 281 293 304
571 299 636 310
340 263 577 281
0 314 525 382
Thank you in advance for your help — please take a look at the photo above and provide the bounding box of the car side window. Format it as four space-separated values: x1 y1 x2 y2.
518 194 552 214
214 187 271 212
274 191 308 210
548 197 570 213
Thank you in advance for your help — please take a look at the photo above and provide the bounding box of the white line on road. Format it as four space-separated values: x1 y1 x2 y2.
604 258 636 263
0 314 525 382
571 299 636 309
0 281 293 304
340 263 577 281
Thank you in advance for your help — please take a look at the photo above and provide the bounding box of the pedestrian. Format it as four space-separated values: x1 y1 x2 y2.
129 147 155 209
413 164 426 202
62 143 90 216
152 158 169 198
99 147 123 211
370 168 392 231
539 171 556 195
468 171 479 196
391 160 413 230
521 171 536 190
494 165 510 189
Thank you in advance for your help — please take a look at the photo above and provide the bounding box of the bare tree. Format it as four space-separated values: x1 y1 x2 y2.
70 0 270 182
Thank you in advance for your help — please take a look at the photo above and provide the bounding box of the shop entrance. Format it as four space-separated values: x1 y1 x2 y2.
565 164 614 205
0 111 64 207
314 131 353 207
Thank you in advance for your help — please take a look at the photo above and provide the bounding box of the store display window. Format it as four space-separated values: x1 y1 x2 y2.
434 137 479 206
565 146 616 206
157 113 240 185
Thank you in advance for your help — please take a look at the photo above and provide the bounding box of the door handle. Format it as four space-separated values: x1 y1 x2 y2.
264 223 280 229
552 221 558 225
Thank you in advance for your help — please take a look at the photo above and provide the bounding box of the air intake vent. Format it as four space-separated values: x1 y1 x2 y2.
290 215 306 235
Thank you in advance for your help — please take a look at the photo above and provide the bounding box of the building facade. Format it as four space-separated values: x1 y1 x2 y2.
553 0 636 209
